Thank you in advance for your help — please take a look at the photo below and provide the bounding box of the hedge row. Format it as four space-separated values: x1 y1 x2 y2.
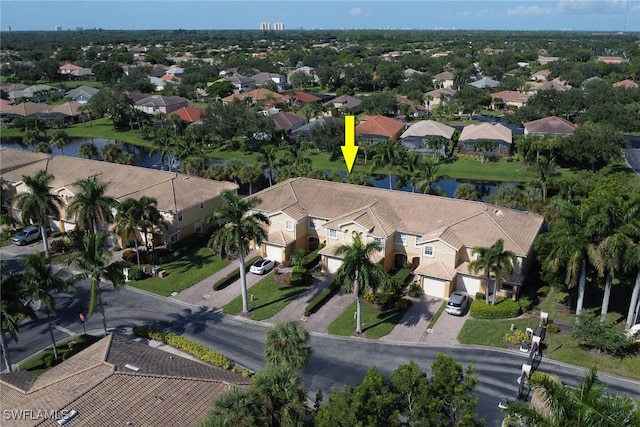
303 244 324 269
132 325 231 369
470 297 522 319
212 256 262 291
393 267 413 284
304 281 340 317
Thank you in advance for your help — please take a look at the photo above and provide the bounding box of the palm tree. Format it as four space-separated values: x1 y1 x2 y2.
0 273 37 372
79 141 99 159
397 152 424 192
68 232 126 336
252 364 308 427
258 145 279 187
417 157 448 196
334 231 386 334
14 170 63 259
263 320 312 370
49 129 69 155
200 387 262 427
534 155 559 202
506 368 639 427
113 198 144 266
19 252 79 361
282 145 312 176
473 139 495 164
372 140 406 190
67 176 118 234
206 190 269 314
469 239 517 306
138 196 166 262
625 240 640 329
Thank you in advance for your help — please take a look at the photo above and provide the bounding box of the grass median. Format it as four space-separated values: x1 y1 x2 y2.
328 300 404 339
222 275 307 321
126 247 228 296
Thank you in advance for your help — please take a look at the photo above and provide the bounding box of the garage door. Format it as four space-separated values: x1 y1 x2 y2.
456 275 482 296
266 245 284 263
326 257 343 274
422 277 446 298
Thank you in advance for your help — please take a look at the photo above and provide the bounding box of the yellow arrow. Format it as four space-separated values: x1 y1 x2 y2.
341 115 359 173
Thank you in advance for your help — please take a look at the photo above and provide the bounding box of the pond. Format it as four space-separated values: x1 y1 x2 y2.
1 137 517 200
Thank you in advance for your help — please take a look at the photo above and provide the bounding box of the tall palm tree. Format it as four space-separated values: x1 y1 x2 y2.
469 239 517 306
263 320 312 370
539 201 597 317
258 145 279 187
334 232 386 334
625 240 640 329
417 157 448 196
534 155 559 202
67 176 118 235
372 140 406 190
68 232 126 336
206 190 269 314
282 145 312 176
252 364 308 427
506 368 639 427
0 273 37 372
79 141 99 159
113 198 144 266
14 170 63 259
20 252 79 361
49 129 69 155
397 152 424 192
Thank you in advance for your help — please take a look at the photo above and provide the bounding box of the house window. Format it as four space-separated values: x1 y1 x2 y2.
395 232 407 246
177 212 183 222
195 221 202 234
285 220 294 231
424 245 434 257
373 236 383 245
309 218 318 229
328 229 337 239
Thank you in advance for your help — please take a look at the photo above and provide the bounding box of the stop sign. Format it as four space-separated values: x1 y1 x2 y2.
79 312 85 322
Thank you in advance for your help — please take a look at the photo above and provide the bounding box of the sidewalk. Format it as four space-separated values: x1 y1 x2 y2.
169 250 262 311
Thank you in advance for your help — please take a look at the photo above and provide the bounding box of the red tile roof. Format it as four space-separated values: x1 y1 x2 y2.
172 106 205 123
524 116 576 135
356 115 405 139
613 79 639 89
271 111 307 131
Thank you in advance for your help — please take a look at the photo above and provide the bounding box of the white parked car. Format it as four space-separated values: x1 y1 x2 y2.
249 258 275 275
11 226 41 246
445 291 470 316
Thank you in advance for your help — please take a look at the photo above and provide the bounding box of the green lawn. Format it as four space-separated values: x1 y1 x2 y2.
458 318 540 348
18 334 102 376
328 300 404 339
222 275 307 321
126 247 228 296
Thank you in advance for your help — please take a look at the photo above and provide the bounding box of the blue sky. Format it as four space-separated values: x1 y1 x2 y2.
1 1 638 32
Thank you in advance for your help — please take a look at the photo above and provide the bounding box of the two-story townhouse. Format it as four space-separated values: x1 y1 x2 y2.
251 178 544 300
1 150 238 249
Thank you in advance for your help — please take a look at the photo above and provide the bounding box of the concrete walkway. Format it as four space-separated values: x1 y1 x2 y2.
169 250 262 311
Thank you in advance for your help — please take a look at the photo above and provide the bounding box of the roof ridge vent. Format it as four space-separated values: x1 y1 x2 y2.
124 363 141 372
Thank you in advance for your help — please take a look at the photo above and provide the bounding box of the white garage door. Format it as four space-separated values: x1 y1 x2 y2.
422 277 446 298
326 257 343 274
456 275 482 296
266 245 284 263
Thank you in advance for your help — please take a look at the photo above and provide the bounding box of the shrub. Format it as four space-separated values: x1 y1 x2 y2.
538 286 549 297
518 296 533 312
475 292 485 301
394 298 411 312
470 298 522 319
133 325 231 369
504 329 529 345
122 249 138 264
212 256 261 290
402 261 413 269
546 323 560 334
572 312 632 357
393 267 413 285
50 231 66 238
304 281 340 317
50 238 70 254
408 282 422 298
289 267 311 286
128 266 145 281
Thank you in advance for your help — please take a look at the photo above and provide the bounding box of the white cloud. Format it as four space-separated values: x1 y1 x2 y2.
507 5 553 16
350 7 363 16
558 0 632 14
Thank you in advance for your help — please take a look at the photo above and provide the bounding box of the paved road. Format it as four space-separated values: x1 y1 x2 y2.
5 281 639 427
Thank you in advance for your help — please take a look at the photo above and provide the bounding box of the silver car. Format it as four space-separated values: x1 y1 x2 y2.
445 291 469 316
11 226 41 246
249 258 275 275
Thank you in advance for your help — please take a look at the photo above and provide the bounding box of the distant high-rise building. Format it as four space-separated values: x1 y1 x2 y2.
4 25 11 32
54 25 62 31
274 22 284 31
260 22 271 31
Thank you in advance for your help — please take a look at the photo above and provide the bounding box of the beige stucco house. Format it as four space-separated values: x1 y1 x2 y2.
1 149 237 248
251 178 544 300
